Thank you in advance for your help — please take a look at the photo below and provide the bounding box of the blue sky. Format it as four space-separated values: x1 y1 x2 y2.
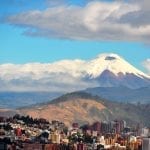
0 0 150 73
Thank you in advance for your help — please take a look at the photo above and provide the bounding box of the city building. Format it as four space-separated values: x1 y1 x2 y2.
142 138 150 150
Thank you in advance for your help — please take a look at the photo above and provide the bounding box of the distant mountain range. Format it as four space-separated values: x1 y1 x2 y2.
0 92 62 108
0 92 149 126
85 86 150 103
0 86 149 109
0 53 150 92
0 53 150 108
17 92 150 126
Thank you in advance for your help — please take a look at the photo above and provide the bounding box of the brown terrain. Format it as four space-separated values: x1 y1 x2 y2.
20 98 106 126
0 92 149 126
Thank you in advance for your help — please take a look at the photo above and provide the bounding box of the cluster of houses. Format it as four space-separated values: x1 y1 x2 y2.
0 115 149 150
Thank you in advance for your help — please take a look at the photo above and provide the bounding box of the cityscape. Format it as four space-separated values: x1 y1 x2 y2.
0 114 149 150
0 0 150 150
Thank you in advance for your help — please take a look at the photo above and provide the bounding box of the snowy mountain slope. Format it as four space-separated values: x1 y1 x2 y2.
86 53 149 78
0 53 149 92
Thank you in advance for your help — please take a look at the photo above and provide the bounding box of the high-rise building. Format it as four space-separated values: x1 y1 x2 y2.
113 120 126 134
140 128 150 137
100 121 113 134
142 138 150 150
92 122 101 133
49 131 61 144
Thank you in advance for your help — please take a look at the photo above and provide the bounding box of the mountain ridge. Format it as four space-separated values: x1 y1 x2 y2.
18 92 150 126
85 86 150 103
0 53 149 108
0 53 149 92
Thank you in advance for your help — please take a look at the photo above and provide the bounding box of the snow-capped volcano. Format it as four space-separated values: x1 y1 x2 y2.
0 53 149 92
86 53 149 79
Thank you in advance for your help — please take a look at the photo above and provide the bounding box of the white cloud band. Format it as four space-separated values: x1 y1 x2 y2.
0 53 149 92
4 1 150 43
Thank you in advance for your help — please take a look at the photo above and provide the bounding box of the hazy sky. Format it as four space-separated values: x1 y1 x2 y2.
0 0 150 73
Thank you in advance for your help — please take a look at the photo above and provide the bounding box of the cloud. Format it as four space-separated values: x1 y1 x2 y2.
119 0 150 27
143 59 150 75
0 53 149 92
0 60 98 92
3 1 150 43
